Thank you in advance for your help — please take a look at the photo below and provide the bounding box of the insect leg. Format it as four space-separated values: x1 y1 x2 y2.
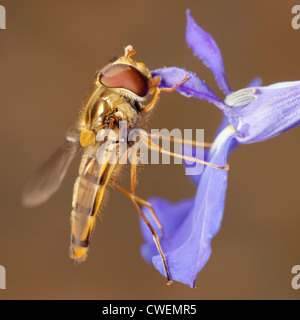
140 133 229 171
112 182 164 238
129 150 173 286
142 75 190 113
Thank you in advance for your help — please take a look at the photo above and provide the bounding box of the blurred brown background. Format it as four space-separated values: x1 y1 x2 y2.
0 0 300 300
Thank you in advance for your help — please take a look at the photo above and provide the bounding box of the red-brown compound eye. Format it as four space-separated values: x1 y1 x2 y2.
99 63 149 97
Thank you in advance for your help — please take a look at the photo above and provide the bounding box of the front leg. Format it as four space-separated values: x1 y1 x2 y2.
142 75 190 113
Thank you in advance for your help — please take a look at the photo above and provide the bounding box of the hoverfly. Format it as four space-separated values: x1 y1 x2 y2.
22 45 227 285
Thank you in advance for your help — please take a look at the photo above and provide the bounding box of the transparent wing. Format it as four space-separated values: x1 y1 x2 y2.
22 127 82 207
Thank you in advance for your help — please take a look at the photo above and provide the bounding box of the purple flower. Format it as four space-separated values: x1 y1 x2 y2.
140 127 235 287
140 10 300 287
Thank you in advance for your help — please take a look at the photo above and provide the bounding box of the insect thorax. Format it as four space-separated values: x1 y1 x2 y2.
81 86 141 134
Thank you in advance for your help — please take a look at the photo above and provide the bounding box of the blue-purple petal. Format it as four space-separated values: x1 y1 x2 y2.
231 81 300 143
140 197 194 263
143 7 300 288
182 145 209 186
140 126 236 287
151 67 227 112
247 77 262 88
186 10 232 95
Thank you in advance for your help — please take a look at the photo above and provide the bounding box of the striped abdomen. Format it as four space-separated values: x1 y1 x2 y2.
70 149 116 262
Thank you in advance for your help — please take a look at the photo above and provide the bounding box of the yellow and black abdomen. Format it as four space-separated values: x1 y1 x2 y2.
70 148 116 262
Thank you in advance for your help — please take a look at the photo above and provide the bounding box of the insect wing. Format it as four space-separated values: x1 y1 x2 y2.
22 136 81 207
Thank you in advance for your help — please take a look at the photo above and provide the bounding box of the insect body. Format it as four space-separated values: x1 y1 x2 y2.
23 46 191 285
70 47 154 263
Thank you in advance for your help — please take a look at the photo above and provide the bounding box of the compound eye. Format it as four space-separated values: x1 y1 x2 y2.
99 64 149 97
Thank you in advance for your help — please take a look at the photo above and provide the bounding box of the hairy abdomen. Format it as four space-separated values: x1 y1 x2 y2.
70 149 116 262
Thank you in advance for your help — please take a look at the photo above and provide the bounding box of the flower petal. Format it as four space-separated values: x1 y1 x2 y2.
140 197 194 264
247 77 262 88
151 67 239 126
140 126 237 287
182 145 209 186
215 77 263 148
226 81 300 144
151 67 227 111
186 9 231 95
